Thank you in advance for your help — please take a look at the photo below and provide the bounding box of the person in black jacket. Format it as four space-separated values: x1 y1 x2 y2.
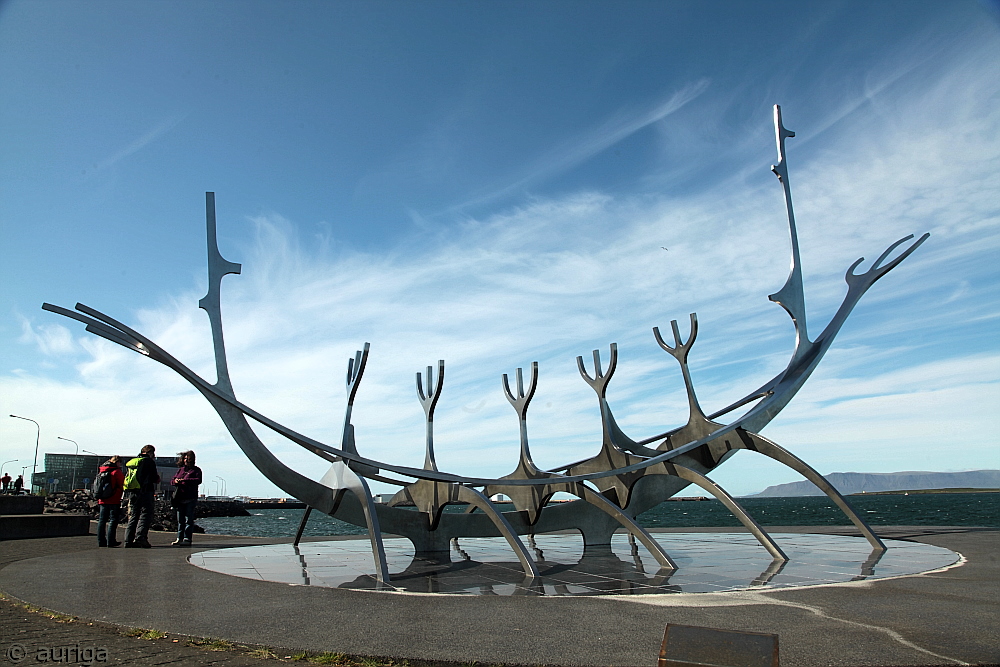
123 444 160 548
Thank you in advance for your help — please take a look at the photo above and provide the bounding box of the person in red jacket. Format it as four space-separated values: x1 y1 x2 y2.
96 456 126 547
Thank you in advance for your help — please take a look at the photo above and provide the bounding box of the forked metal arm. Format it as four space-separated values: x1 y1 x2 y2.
654 313 705 422
503 362 539 467
417 360 445 471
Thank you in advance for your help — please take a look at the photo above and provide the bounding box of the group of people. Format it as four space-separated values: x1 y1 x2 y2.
94 444 203 548
0 472 25 494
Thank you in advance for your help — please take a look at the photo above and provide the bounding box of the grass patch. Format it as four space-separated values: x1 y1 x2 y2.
124 627 167 640
2 596 77 623
249 646 279 659
190 637 237 652
40 610 76 622
309 653 351 665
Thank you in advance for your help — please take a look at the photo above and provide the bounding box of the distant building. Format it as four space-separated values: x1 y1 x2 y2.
39 453 179 494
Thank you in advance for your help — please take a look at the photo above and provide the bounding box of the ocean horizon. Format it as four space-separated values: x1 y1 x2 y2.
195 491 999 539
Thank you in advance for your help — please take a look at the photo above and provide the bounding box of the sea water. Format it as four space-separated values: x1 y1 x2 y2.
195 492 998 538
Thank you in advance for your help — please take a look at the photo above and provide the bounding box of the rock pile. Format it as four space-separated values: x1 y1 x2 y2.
42 491 91 515
43 491 251 534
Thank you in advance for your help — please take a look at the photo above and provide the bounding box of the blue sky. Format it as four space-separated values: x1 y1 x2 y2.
1 1 998 498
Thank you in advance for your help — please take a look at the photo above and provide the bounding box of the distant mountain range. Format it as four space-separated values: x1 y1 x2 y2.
750 470 1000 497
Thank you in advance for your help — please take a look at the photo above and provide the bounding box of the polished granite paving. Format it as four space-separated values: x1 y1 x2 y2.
188 532 959 596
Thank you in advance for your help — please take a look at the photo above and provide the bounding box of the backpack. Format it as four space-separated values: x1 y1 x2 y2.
123 457 143 491
92 468 115 500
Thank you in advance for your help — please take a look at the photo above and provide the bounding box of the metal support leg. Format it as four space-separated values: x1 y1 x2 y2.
293 506 313 546
670 464 788 561
320 462 391 583
457 485 540 579
740 434 886 551
575 484 678 570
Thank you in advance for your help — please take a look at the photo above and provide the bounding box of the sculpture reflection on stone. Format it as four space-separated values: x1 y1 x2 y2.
44 106 928 585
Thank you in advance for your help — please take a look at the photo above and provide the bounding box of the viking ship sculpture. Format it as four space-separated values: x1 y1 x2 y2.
45 106 928 584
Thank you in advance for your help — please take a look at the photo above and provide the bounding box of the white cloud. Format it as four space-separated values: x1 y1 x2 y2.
18 319 75 356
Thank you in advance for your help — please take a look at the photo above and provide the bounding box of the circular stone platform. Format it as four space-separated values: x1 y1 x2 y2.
188 532 958 596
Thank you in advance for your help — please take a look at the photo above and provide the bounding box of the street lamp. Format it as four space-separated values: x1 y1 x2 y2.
81 450 100 490
57 437 80 491
10 415 40 492
216 476 226 496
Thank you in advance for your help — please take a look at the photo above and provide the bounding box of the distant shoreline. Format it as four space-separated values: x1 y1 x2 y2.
849 487 1000 496
754 470 1000 497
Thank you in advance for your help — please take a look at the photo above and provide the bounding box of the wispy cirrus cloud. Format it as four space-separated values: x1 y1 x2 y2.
445 79 711 213
93 114 187 172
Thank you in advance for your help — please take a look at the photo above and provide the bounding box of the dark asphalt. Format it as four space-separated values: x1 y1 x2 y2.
0 526 997 667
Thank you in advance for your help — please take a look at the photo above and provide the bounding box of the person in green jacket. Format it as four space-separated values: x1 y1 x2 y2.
123 445 159 548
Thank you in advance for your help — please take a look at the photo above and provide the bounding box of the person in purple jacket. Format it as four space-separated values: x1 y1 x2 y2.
171 450 202 546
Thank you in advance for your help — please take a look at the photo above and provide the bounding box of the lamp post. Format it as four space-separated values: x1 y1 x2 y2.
81 450 99 489
9 415 40 493
216 476 226 496
57 437 79 491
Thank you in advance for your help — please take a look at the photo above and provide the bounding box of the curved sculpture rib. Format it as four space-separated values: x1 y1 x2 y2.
456 485 540 579
319 458 391 583
737 430 886 551
669 464 787 561
575 483 678 570
42 297 921 500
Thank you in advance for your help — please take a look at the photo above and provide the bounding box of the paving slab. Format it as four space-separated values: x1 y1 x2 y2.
0 526 996 667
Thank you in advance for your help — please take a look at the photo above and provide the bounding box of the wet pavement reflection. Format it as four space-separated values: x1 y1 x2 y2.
188 532 957 596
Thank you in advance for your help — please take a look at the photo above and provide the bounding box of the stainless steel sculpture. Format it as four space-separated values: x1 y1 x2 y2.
44 106 927 584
